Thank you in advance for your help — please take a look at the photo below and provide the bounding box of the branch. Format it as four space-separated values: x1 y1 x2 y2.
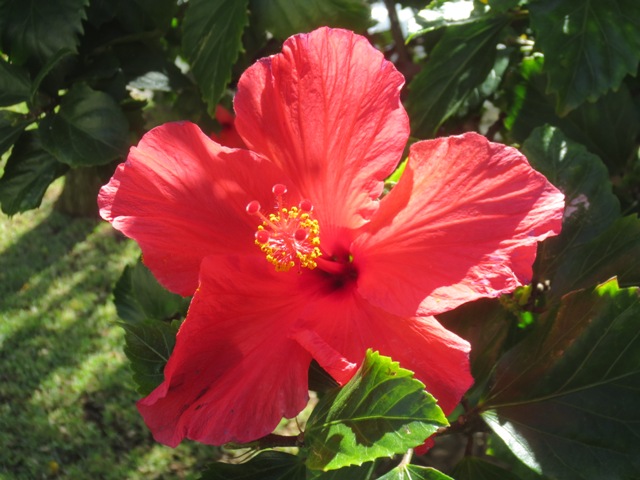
383 0 411 65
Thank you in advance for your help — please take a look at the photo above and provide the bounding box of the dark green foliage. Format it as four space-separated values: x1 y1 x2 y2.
529 0 640 115
250 0 371 40
483 279 640 479
506 57 640 172
200 451 306 480
182 0 249 114
0 131 67 215
0 110 30 156
0 0 89 66
407 14 509 137
113 259 189 395
39 84 129 167
0 59 31 106
451 457 520 480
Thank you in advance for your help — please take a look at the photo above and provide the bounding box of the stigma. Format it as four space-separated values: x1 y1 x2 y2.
246 184 321 272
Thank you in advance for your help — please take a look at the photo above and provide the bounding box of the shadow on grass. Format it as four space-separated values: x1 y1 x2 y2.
0 210 217 479
0 210 96 300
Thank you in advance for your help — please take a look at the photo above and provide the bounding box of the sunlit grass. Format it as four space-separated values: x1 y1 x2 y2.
0 181 215 478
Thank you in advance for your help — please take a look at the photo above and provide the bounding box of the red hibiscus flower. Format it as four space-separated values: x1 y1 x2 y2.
98 27 564 447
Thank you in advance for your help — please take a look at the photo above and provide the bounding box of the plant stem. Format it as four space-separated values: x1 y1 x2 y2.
398 448 413 468
383 0 410 65
256 433 304 449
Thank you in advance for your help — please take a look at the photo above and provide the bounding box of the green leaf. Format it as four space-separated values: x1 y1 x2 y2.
455 45 511 119
412 0 490 36
114 259 188 395
250 0 370 40
523 125 619 246
200 452 375 480
199 451 305 480
377 464 453 480
0 130 68 215
182 0 248 114
506 56 640 172
407 14 509 138
451 456 520 480
39 83 129 166
120 318 178 395
113 258 190 325
550 215 640 295
29 48 75 107
116 0 178 32
483 279 640 479
304 350 448 471
521 126 633 298
306 462 375 480
0 110 31 156
529 0 640 115
486 433 550 480
0 0 89 65
0 59 31 106
437 299 512 389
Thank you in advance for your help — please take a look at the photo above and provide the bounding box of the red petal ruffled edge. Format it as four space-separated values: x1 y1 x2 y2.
292 291 473 415
137 255 313 446
99 121 291 296
234 27 409 232
353 133 565 317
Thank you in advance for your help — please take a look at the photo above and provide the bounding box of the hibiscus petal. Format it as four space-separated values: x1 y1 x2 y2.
98 121 293 296
293 293 472 415
234 27 409 234
353 133 565 317
137 255 313 446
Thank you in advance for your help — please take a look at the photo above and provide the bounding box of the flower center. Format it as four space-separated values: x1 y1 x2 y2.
246 184 321 272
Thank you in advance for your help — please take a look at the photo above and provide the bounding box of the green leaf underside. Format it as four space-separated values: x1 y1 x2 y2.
507 56 640 171
39 83 129 166
182 0 249 114
114 259 188 395
250 0 370 40
451 456 520 480
407 14 509 138
305 350 448 471
0 0 89 65
0 59 31 106
529 0 640 115
484 279 640 479
377 465 453 480
0 131 68 215
120 319 178 396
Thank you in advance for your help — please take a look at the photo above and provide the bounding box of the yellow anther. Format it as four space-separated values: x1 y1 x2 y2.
246 187 322 272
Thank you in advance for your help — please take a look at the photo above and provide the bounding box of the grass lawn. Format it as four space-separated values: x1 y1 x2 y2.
0 181 216 479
